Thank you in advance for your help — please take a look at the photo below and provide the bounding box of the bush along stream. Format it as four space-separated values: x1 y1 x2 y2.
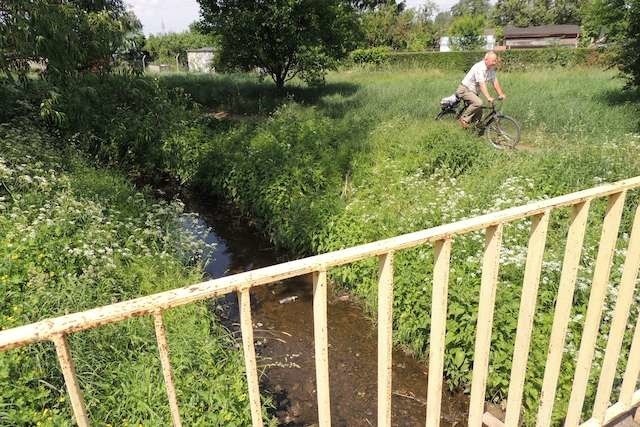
0 113 275 424
5 66 640 424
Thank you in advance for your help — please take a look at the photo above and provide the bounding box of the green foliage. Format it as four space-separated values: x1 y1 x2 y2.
36 74 199 172
449 15 486 51
350 47 392 65
0 1 144 79
383 47 605 71
620 0 640 87
580 0 640 87
144 30 218 67
197 0 361 90
450 0 491 17
0 121 274 425
492 0 583 26
4 59 640 424
359 3 441 51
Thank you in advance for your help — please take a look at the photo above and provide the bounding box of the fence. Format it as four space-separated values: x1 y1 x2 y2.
1 176 640 426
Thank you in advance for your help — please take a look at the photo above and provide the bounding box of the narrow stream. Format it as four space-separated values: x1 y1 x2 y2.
182 193 469 426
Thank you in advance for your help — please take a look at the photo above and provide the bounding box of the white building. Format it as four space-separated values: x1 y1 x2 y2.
439 33 496 52
186 48 215 73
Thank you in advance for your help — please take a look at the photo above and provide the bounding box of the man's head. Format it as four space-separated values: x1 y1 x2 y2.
484 51 499 69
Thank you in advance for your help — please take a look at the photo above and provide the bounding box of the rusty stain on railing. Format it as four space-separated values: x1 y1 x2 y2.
1 176 640 426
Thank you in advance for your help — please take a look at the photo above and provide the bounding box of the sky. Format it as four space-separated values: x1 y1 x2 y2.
126 0 459 36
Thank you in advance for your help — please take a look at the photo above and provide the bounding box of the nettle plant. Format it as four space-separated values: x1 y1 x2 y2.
0 123 272 426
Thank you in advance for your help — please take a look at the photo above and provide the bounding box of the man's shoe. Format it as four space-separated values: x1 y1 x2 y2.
458 118 470 129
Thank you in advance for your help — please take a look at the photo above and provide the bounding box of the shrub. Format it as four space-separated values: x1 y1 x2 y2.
350 47 392 65
382 48 606 71
0 121 275 425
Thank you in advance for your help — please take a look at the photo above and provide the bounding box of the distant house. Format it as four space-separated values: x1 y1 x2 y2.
186 47 215 73
503 24 580 49
439 30 496 52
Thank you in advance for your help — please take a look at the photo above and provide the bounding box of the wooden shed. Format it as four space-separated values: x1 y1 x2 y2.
504 24 580 49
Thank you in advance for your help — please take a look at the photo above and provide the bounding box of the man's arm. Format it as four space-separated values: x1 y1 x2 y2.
478 82 494 103
493 77 506 99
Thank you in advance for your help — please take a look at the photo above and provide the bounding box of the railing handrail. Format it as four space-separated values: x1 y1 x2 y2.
2 175 639 352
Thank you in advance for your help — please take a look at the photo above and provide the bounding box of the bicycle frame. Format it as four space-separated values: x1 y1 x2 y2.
458 100 503 135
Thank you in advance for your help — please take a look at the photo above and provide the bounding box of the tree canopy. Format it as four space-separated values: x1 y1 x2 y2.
0 0 143 79
451 0 491 18
582 0 640 87
449 14 486 50
197 0 361 90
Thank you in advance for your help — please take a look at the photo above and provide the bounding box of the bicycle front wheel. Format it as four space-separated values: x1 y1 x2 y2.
486 115 521 149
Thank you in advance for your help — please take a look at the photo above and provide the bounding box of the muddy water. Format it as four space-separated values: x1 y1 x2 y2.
184 195 469 426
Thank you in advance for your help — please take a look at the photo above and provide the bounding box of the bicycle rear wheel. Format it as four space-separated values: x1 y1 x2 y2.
486 115 521 149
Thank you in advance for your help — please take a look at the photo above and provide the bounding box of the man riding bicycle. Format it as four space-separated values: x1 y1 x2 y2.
456 51 507 129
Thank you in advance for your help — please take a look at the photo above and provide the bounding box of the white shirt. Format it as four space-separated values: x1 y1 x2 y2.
461 60 496 94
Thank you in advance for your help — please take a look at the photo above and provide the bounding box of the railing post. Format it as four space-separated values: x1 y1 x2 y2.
426 238 452 427
505 211 551 426
52 334 90 427
313 269 331 427
378 251 394 427
153 310 183 427
536 201 591 427
619 307 640 408
565 191 626 427
469 224 503 427
592 203 640 422
238 288 263 427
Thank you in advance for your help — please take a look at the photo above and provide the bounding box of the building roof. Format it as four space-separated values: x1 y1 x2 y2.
504 24 580 38
186 47 215 53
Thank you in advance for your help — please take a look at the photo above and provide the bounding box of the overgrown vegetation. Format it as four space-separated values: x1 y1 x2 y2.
0 0 144 77
0 113 275 425
130 68 638 424
384 48 605 71
145 29 218 67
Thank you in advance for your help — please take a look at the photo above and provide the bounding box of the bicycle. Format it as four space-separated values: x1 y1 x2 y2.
436 96 521 149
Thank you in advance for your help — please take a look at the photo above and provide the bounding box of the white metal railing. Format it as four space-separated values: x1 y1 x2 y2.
1 176 640 426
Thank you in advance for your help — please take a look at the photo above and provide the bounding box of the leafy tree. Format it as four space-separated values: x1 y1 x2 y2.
360 3 409 48
449 14 486 50
145 30 218 66
492 0 583 26
0 0 141 79
360 3 440 50
581 0 626 41
197 0 360 90
434 11 454 31
492 0 535 26
449 15 485 50
350 0 403 10
583 0 640 87
621 0 640 87
552 0 584 23
450 0 491 18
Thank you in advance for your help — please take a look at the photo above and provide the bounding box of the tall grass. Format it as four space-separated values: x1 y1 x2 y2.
4 66 639 424
155 67 640 424
0 120 275 425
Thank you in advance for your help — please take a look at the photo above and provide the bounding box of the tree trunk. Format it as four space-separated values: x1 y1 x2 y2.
275 74 286 92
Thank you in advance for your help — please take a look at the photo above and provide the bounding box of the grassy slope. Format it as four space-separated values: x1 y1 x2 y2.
0 121 274 426
161 67 640 423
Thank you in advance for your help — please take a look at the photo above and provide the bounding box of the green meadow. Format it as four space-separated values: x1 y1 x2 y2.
159 66 640 423
2 64 639 424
